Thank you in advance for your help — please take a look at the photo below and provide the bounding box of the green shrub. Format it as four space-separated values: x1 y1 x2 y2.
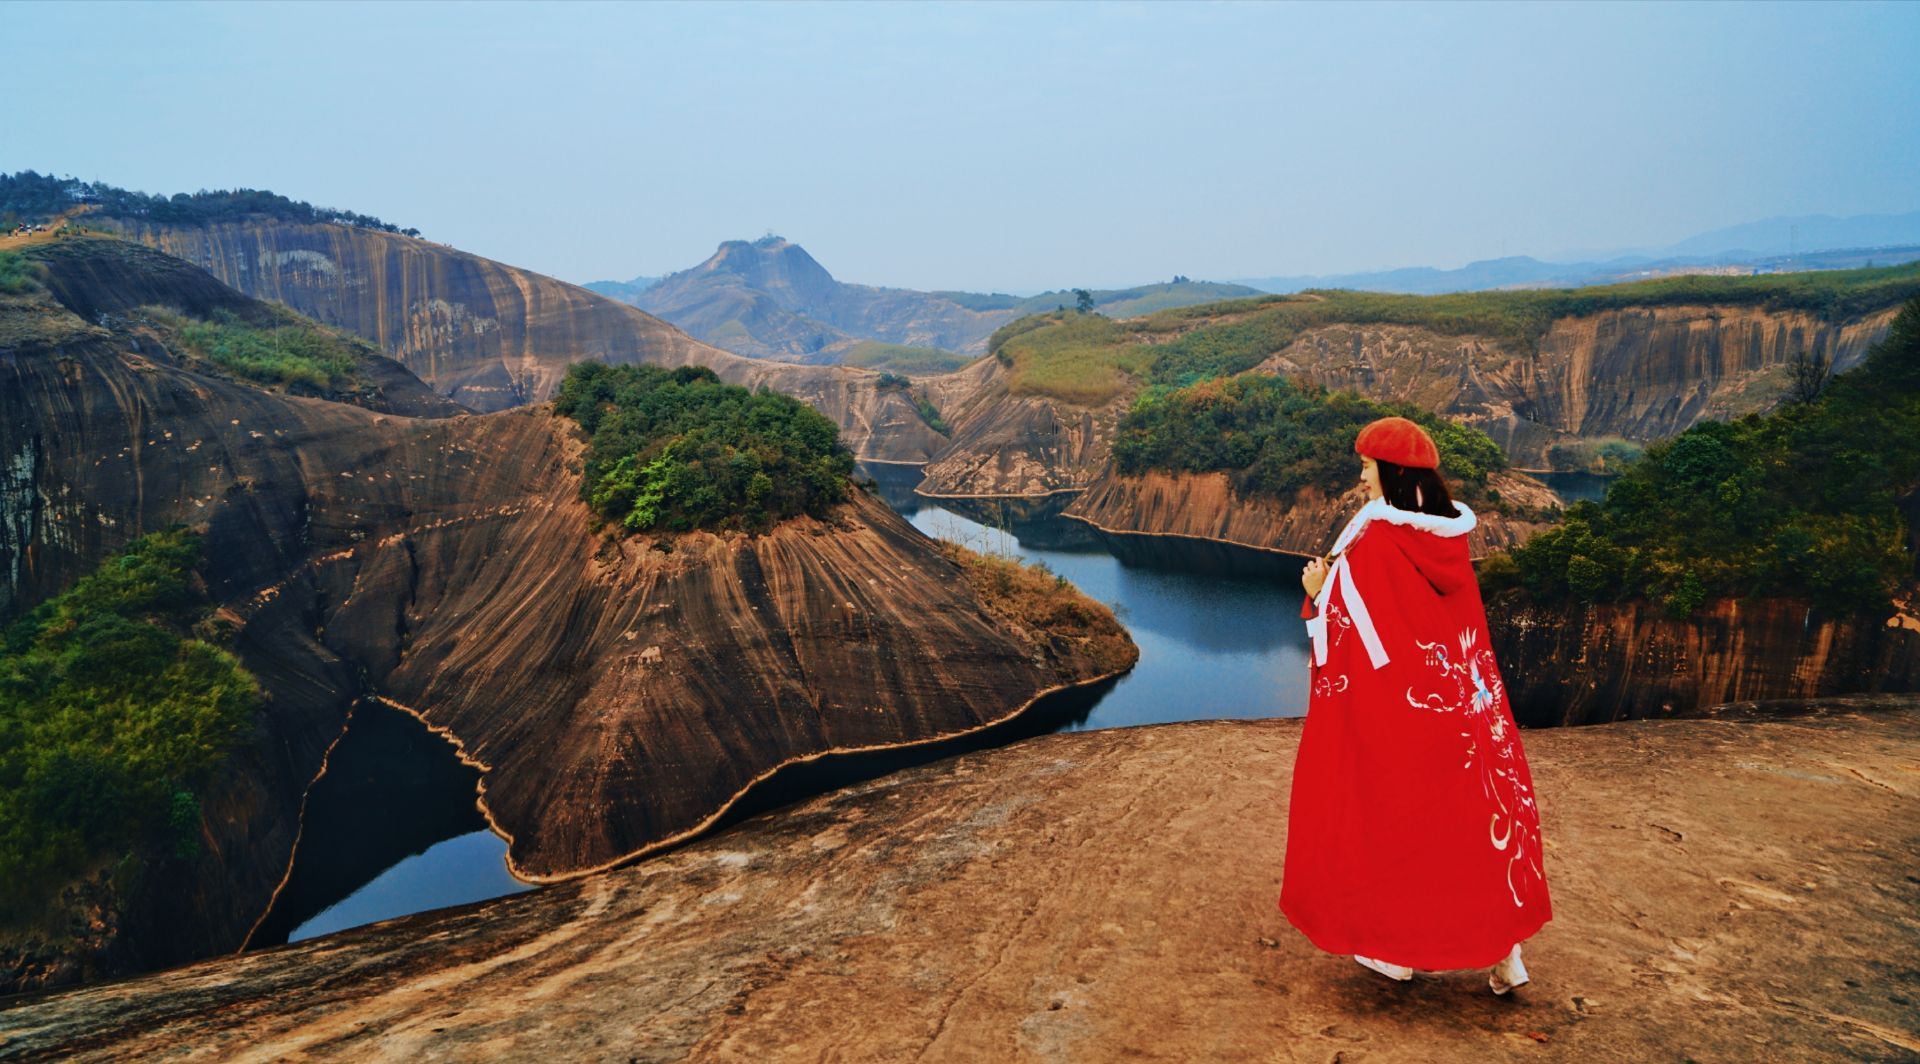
555 362 855 534
153 307 364 391
0 530 259 921
0 250 38 294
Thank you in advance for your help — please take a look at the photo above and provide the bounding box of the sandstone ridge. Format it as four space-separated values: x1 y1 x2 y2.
4 697 1914 1062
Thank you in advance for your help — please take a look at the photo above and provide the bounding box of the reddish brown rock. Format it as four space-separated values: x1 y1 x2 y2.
1491 593 1920 727
3 698 1913 1061
1061 469 1560 560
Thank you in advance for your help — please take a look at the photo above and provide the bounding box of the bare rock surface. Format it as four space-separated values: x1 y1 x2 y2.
5 698 1914 1062
1062 469 1560 560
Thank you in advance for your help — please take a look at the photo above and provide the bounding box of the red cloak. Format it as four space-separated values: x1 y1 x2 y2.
1279 499 1551 970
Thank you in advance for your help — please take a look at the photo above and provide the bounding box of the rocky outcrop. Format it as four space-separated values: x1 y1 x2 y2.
100 219 947 461
1061 470 1561 560
0 241 1134 989
7 699 1915 1061
1491 593 1920 727
913 356 1125 498
1257 306 1900 469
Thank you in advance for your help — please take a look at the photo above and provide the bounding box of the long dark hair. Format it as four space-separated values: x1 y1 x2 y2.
1376 458 1460 518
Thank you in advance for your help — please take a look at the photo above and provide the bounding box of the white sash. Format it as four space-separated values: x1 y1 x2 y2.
1304 498 1477 671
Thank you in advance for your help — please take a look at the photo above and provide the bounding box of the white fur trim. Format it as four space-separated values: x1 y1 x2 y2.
1307 499 1476 671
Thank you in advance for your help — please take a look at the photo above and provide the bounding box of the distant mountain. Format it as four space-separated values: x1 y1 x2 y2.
582 274 661 303
1652 211 1920 260
629 236 1262 369
1237 210 1920 296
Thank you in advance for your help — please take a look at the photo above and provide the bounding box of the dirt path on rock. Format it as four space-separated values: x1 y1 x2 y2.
2 698 1916 1062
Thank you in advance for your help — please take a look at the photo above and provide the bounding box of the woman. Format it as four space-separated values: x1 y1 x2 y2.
1279 416 1550 994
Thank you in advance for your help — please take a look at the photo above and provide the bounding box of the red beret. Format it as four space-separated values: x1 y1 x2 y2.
1354 416 1440 469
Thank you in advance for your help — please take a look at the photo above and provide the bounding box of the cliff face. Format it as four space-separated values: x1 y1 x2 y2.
9 701 1916 1062
1060 470 1560 559
909 301 1895 507
102 219 947 461
1256 305 1899 469
1490 592 1920 726
0 242 1133 989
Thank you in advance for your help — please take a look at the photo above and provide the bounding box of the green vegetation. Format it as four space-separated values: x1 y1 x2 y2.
1112 374 1511 508
841 341 974 375
931 280 1263 319
1 170 417 235
555 362 855 534
988 311 1152 405
989 262 1920 406
871 371 951 435
150 307 366 391
0 250 39 294
1 531 259 923
1486 295 1920 616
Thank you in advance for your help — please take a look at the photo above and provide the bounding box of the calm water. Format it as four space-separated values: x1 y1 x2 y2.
1536 470 1615 505
262 464 1318 944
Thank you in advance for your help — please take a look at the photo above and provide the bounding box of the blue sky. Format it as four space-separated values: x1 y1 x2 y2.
5 1 1916 291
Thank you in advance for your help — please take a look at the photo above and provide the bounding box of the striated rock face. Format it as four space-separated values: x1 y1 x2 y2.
6 700 1915 1062
1256 306 1899 469
0 240 1134 989
101 219 947 461
1061 470 1560 560
1490 593 1920 727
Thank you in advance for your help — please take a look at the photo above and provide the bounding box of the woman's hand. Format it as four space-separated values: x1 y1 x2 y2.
1302 555 1329 598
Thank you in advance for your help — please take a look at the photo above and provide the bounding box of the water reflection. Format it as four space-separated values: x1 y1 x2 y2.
863 464 1316 729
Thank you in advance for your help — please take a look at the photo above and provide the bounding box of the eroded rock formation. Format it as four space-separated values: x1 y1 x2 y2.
0 237 1134 990
1059 469 1560 560
5 699 1914 1061
1256 306 1899 469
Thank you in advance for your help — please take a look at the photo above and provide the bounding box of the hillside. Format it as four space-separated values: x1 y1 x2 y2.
0 235 1135 990
629 235 1262 364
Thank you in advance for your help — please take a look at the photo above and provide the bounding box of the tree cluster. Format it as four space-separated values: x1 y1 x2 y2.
554 363 855 535
0 531 258 922
0 171 416 234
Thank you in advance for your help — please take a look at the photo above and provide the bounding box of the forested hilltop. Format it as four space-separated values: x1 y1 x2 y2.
0 171 416 235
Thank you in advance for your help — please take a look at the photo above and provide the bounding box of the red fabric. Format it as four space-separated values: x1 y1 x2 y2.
1354 416 1440 469
1280 519 1551 969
